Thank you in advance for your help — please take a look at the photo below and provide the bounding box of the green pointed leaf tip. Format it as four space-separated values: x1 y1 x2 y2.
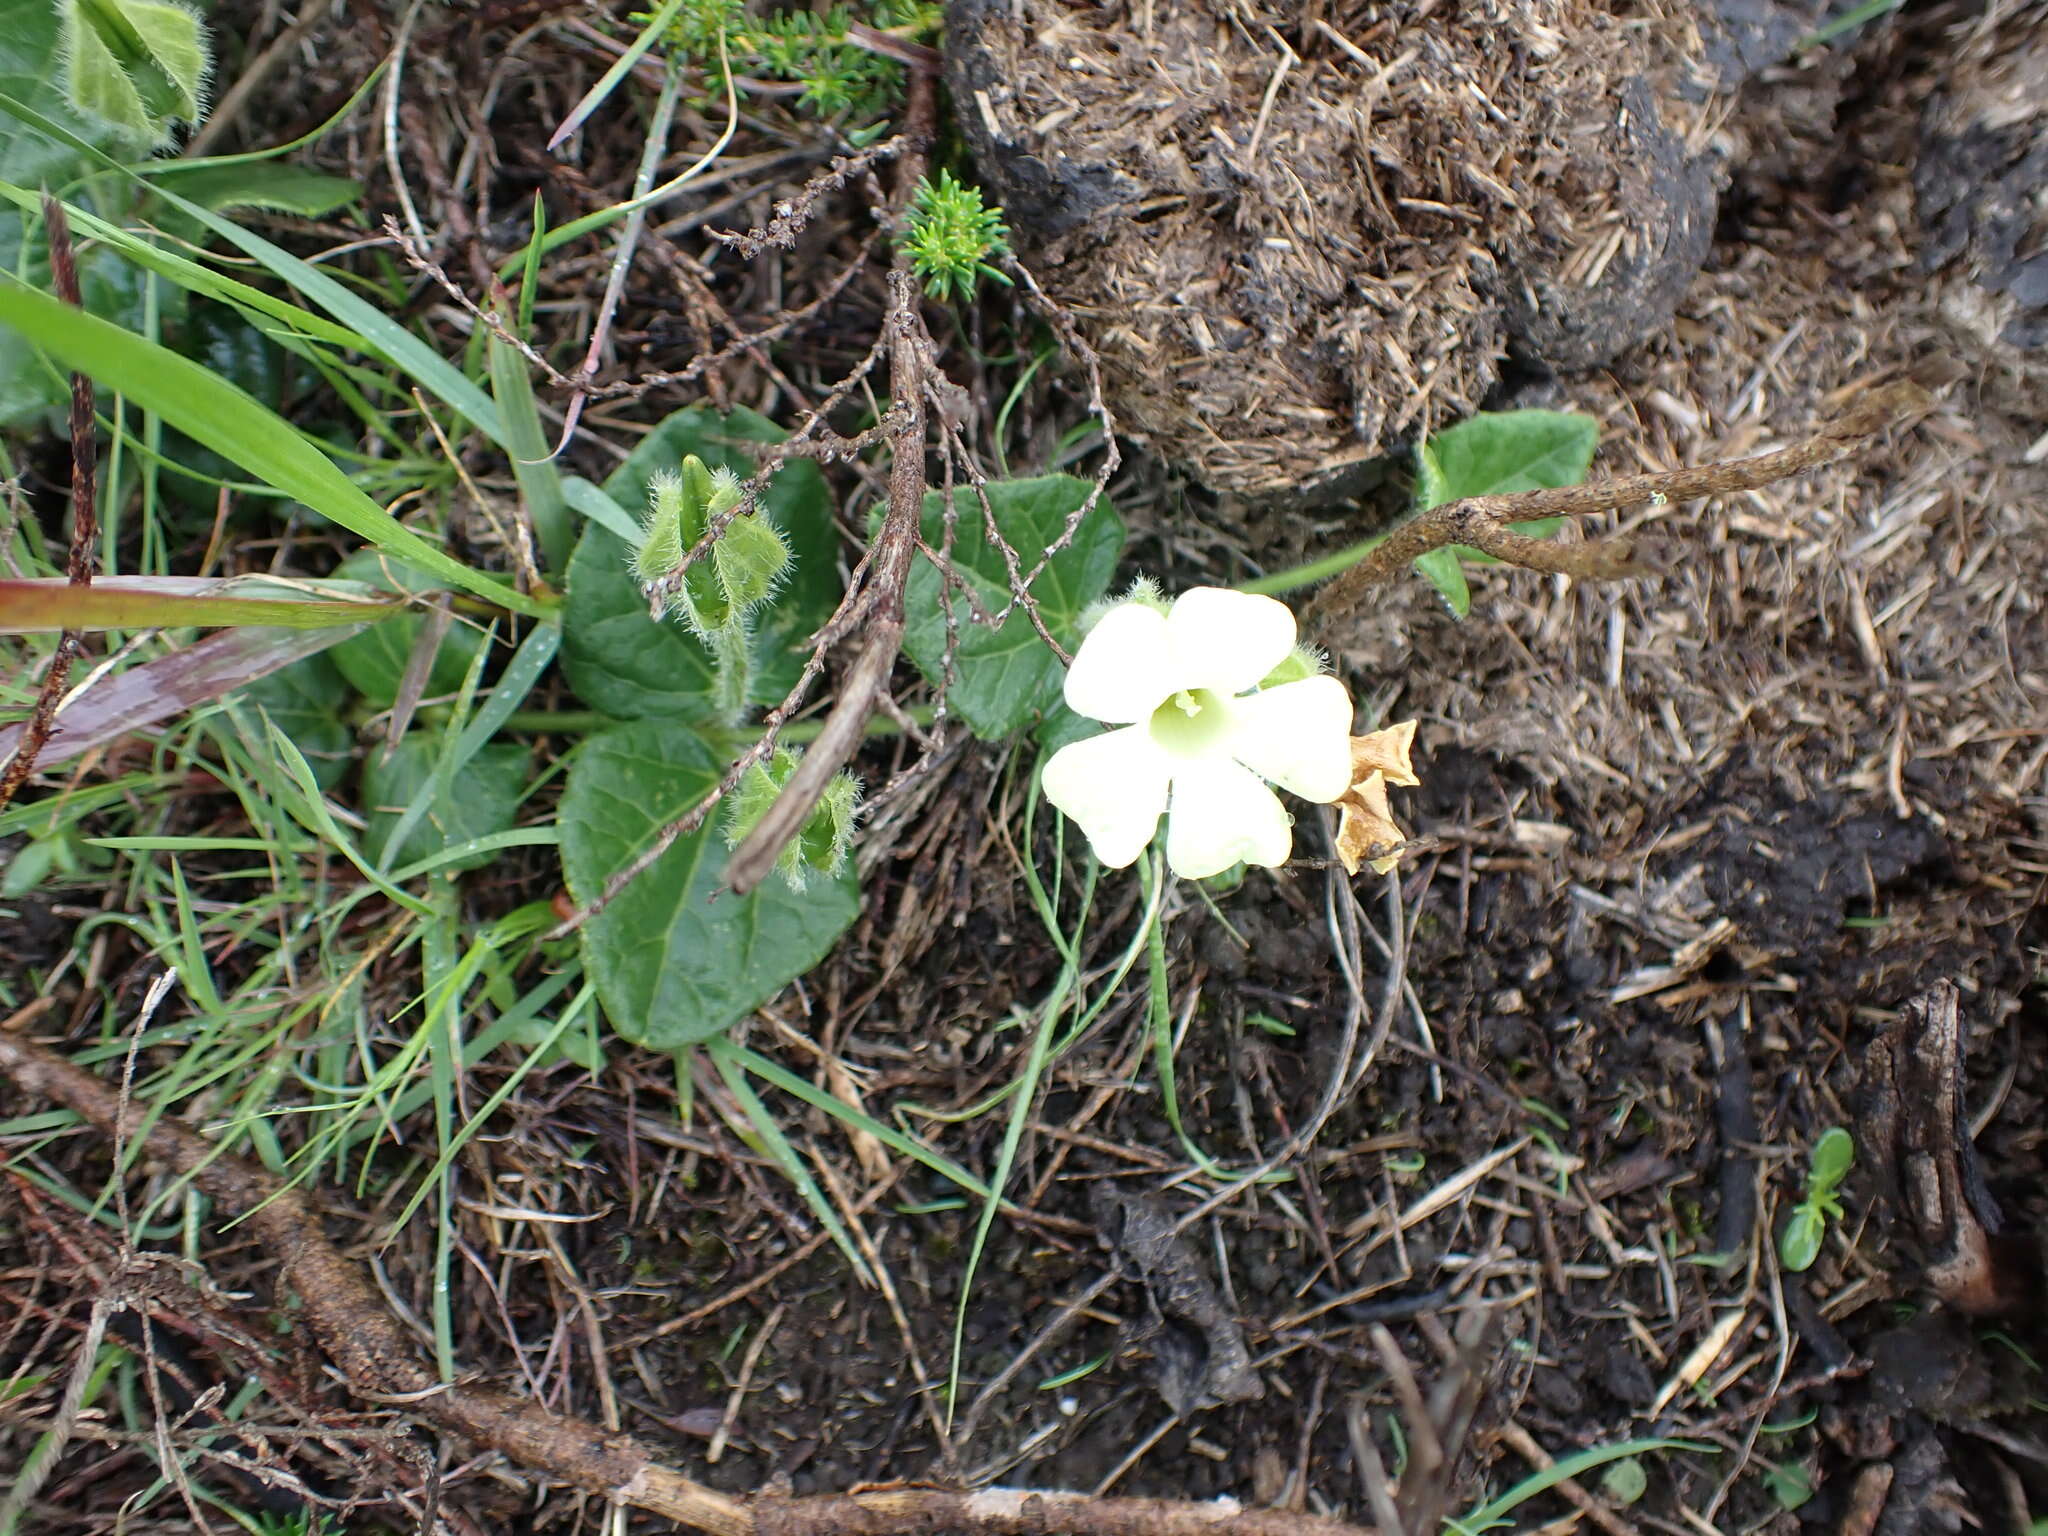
146 162 364 218
1413 545 1472 618
238 653 354 790
559 719 859 1048
1258 644 1326 689
899 475 1126 740
563 408 839 722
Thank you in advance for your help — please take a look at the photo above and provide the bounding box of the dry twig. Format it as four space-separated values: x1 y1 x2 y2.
0 195 99 816
0 1025 1396 1536
1300 381 1929 634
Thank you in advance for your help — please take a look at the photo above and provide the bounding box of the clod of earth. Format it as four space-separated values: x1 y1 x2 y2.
1912 0 2048 365
1093 1187 1264 1414
944 0 1764 501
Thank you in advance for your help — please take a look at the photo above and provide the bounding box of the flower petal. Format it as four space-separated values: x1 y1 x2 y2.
1164 587 1298 695
1164 756 1292 879
1063 601 1178 723
1223 676 1355 802
1041 726 1172 867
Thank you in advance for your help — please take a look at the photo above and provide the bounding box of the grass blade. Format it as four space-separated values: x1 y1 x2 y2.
0 279 543 615
0 576 402 632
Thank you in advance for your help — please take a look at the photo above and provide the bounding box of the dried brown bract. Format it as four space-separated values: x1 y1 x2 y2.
1335 720 1420 876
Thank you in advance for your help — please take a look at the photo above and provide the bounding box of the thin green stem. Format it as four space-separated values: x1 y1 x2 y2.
1238 532 1390 597
708 621 752 727
490 705 935 742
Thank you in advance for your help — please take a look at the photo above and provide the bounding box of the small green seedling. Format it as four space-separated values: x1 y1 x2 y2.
1762 1460 1816 1512
1778 1126 1855 1272
899 169 1011 302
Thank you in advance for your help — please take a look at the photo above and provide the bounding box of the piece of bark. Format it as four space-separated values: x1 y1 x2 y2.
1863 980 2037 1316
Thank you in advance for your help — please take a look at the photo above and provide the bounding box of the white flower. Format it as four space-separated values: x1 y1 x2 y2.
1041 587 1353 879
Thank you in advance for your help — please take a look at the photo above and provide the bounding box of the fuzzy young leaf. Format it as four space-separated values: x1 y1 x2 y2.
563 409 837 721
712 507 790 616
798 769 860 879
637 459 736 632
0 6 187 429
899 475 1125 739
722 746 858 891
1258 644 1326 690
58 0 209 147
559 718 859 1048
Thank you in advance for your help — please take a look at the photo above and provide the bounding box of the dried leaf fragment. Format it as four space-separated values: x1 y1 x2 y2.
1335 721 1420 876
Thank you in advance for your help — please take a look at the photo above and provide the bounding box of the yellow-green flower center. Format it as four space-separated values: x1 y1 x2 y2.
1148 688 1231 756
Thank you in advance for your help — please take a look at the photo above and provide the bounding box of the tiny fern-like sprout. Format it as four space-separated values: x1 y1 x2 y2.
642 0 936 120
901 170 1012 303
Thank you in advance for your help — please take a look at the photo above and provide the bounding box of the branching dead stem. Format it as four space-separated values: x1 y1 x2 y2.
1301 381 1929 634
0 1025 1394 1536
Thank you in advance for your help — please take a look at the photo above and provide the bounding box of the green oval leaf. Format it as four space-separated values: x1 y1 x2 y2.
1411 409 1598 617
362 734 527 873
325 551 487 709
900 474 1125 739
1778 1207 1824 1273
1808 1126 1855 1190
1418 410 1600 508
1599 1458 1649 1507
558 718 859 1049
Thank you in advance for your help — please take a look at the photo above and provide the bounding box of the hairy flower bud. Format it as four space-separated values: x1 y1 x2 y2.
724 748 861 892
633 456 789 638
